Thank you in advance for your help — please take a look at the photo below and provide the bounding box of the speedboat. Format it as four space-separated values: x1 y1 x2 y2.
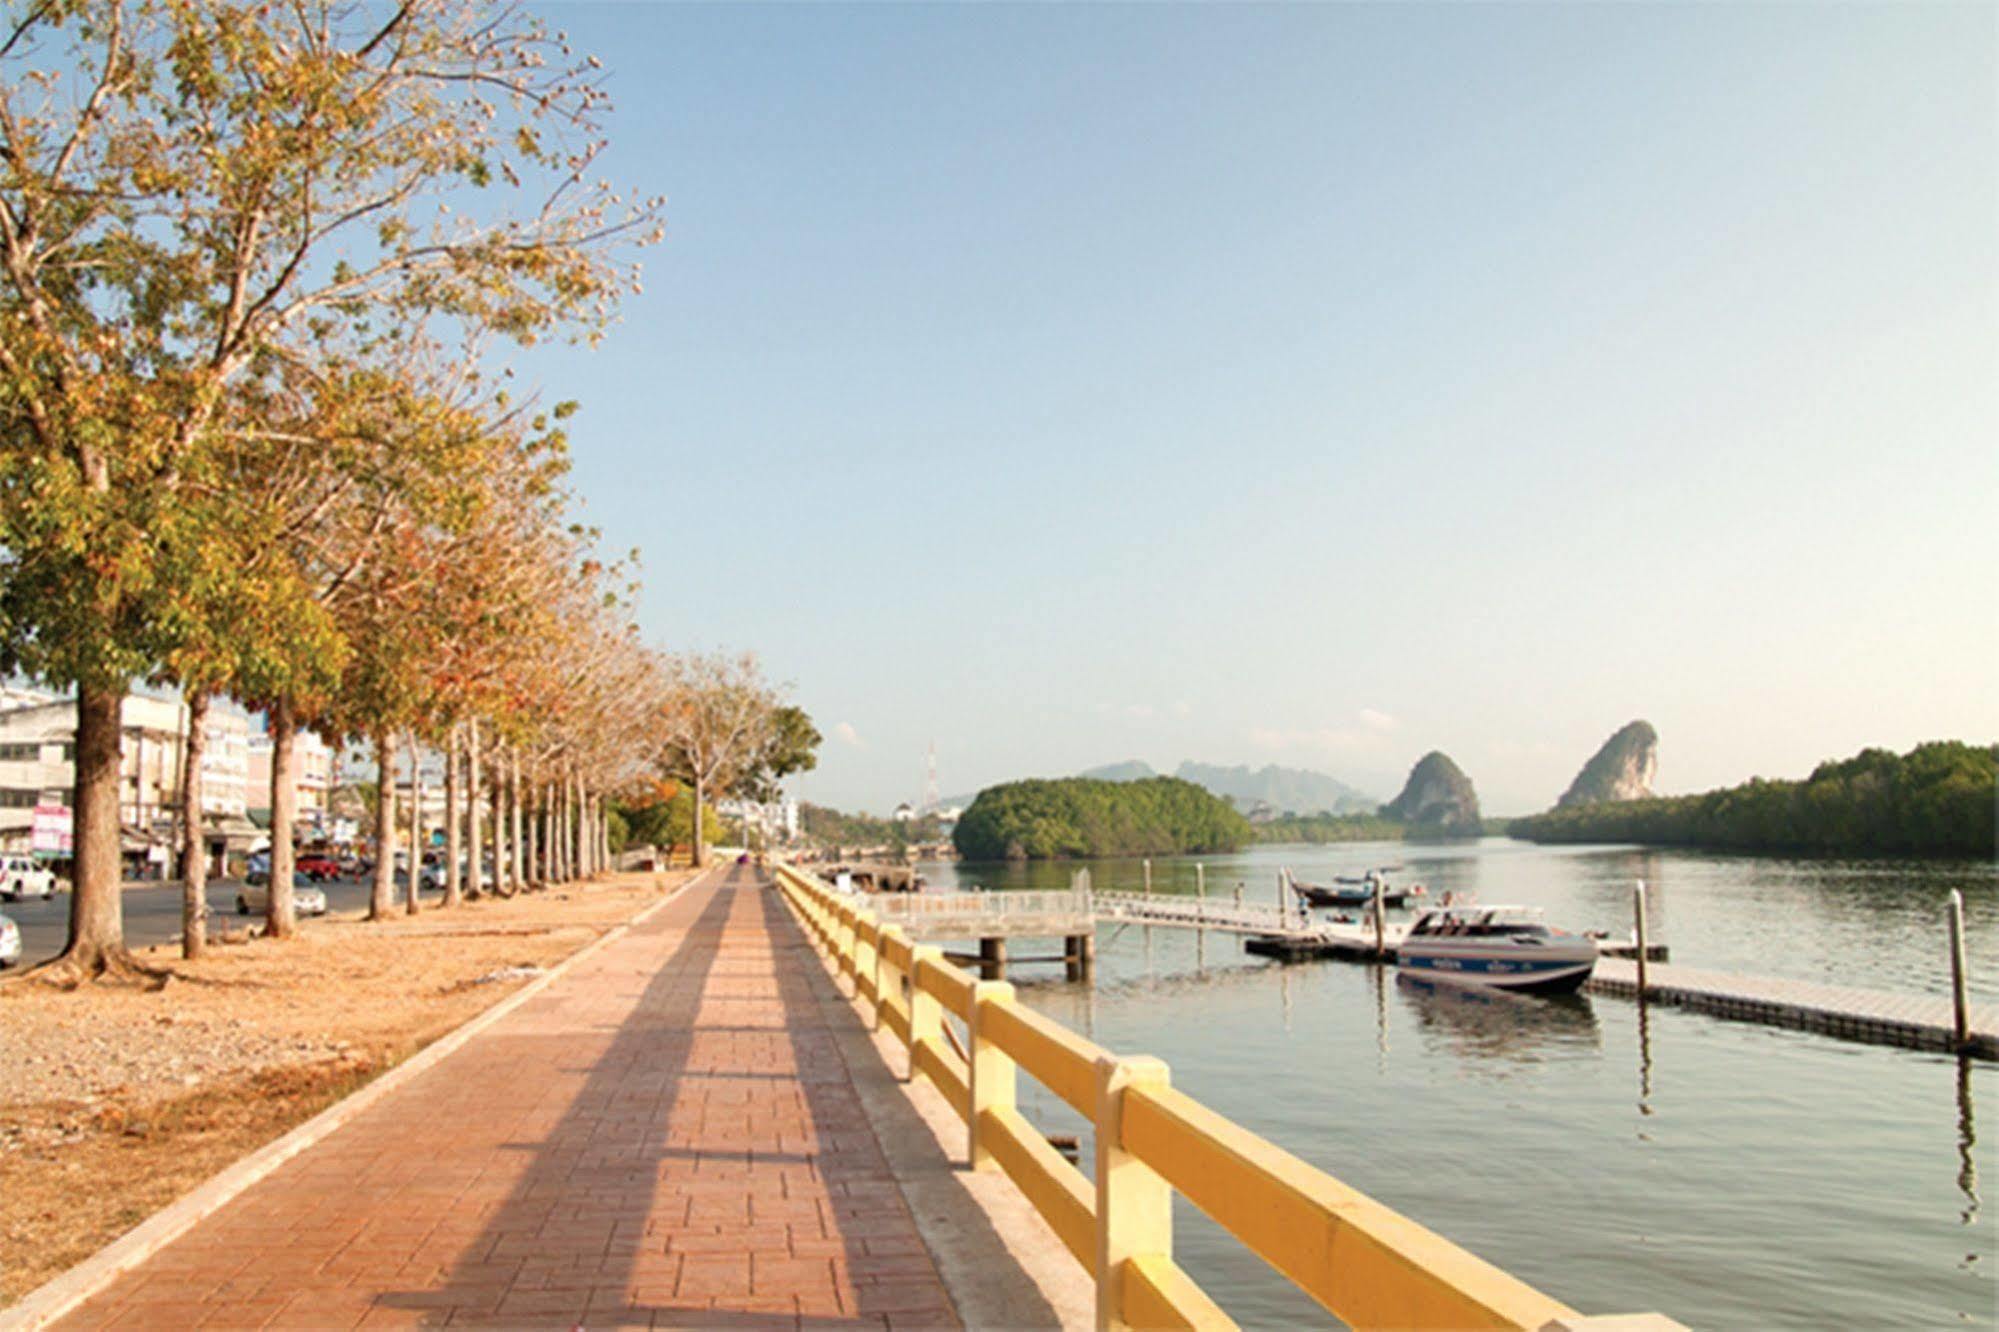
1396 904 1596 994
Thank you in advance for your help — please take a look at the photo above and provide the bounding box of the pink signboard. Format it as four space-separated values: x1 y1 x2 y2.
31 802 73 858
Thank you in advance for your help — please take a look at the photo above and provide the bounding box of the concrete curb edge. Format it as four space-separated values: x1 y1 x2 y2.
0 866 718 1331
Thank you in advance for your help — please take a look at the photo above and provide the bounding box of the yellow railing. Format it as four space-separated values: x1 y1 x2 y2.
772 861 1671 1332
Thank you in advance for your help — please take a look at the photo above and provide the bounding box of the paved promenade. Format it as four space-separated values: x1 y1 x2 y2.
58 867 962 1329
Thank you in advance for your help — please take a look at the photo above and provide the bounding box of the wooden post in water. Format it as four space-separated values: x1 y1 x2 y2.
1196 863 1207 962
1633 880 1649 996
1371 871 1387 960
1143 858 1152 895
1949 889 1970 1051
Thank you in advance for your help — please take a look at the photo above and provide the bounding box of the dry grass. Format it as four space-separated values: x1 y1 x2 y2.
0 871 689 1305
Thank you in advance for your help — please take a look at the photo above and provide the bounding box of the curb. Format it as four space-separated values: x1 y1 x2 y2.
0 866 719 1331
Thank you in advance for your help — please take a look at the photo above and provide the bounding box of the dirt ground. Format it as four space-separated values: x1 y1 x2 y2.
0 870 691 1306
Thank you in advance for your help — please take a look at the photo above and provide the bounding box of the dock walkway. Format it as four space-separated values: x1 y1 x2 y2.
45 867 971 1329
1587 957 1998 1057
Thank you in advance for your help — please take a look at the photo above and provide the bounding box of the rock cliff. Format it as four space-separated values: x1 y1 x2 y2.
1380 751 1482 836
1556 721 1659 807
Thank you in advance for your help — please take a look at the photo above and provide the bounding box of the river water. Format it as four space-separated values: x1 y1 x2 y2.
917 840 1996 1328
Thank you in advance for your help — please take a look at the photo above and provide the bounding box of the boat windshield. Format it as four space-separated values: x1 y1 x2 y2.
1411 908 1552 939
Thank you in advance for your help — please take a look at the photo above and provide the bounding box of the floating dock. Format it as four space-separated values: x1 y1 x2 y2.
1588 957 1998 1058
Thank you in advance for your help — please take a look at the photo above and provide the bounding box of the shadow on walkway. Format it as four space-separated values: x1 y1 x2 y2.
373 865 1034 1328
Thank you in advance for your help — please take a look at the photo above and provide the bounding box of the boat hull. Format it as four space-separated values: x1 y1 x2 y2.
1396 948 1596 995
1295 884 1412 909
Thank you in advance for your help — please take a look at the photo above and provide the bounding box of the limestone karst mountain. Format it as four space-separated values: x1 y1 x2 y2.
1380 751 1482 836
1557 721 1659 807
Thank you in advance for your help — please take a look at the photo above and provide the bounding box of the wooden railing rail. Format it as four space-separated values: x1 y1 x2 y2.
771 860 1672 1332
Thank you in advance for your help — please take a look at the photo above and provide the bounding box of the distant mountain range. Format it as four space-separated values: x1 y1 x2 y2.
1074 759 1376 816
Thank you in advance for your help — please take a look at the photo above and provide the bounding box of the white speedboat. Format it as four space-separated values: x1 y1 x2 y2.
1397 904 1596 994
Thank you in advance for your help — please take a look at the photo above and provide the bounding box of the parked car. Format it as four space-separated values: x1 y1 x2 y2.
237 874 328 917
0 911 20 967
0 855 55 901
295 855 342 881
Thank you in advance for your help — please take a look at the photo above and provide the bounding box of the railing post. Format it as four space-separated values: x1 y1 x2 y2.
1095 1054 1173 1332
908 946 944 1084
968 979 1017 1171
855 915 880 1011
874 923 906 1033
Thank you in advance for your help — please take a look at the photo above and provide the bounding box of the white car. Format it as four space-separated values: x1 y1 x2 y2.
0 855 55 901
237 874 328 917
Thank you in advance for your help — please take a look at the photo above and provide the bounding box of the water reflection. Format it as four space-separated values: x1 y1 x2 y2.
1395 975 1602 1066
1958 1055 1980 1226
1636 999 1655 1119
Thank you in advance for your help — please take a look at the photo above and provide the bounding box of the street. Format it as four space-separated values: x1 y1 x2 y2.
2 877 445 969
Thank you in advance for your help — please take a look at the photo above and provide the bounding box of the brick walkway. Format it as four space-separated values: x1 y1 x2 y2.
58 867 961 1330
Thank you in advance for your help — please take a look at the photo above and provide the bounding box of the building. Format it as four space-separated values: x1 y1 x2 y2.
717 795 801 846
0 691 262 873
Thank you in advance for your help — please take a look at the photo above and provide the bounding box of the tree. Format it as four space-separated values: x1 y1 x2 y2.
651 652 783 869
737 706 821 803
0 0 658 978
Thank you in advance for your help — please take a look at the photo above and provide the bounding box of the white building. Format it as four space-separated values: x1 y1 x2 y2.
0 691 260 871
717 795 801 845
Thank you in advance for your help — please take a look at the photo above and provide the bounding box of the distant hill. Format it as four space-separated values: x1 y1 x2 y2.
953 776 1251 860
1381 751 1482 837
1512 740 1995 857
1558 720 1659 807
1077 759 1158 782
1174 761 1375 816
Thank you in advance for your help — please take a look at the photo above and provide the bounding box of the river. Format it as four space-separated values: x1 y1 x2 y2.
917 839 1995 1328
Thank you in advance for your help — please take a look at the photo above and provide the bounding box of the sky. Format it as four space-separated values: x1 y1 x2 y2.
511 2 1996 815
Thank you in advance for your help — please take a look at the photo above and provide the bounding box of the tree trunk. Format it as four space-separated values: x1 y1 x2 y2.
443 726 463 908
180 692 210 961
56 680 131 976
370 732 397 920
466 721 484 900
489 748 509 897
523 771 538 888
579 787 592 878
692 771 707 869
508 752 525 890
564 774 576 881
407 732 424 915
267 699 299 940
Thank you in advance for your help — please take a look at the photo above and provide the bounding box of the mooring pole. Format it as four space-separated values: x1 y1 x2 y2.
1143 858 1152 895
1634 880 1650 997
1949 889 1970 1051
1372 872 1387 960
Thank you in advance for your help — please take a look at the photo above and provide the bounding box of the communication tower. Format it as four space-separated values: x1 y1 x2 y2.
923 741 939 813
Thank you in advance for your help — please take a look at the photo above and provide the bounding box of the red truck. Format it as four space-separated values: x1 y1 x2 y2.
295 854 342 882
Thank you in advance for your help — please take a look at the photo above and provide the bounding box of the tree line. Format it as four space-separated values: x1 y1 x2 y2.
1249 812 1409 844
1507 741 1996 858
952 777 1251 861
0 2 812 981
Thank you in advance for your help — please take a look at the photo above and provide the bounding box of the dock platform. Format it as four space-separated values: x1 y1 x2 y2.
1588 957 1998 1058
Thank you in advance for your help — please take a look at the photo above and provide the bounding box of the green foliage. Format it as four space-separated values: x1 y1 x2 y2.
615 790 723 851
799 803 946 849
952 777 1252 861
737 706 821 802
1509 741 1996 858
1250 812 1408 844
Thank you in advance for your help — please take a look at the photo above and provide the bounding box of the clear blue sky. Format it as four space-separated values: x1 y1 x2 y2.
521 2 1995 814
